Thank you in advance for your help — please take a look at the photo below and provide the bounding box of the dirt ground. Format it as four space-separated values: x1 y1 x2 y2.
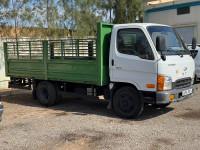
0 84 200 150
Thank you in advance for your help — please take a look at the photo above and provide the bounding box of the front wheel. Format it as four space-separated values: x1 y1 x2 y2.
113 87 143 119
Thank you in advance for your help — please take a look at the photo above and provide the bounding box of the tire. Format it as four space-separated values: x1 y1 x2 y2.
113 87 143 119
36 81 56 106
53 83 62 105
154 103 170 108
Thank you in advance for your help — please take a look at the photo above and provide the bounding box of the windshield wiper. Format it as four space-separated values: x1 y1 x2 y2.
164 49 189 57
164 49 177 54
176 50 190 55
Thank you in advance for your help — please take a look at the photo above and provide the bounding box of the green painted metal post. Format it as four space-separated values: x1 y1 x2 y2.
71 39 74 57
17 42 19 59
29 41 31 59
97 23 102 85
61 40 64 60
4 42 8 76
88 41 93 60
14 43 16 55
75 40 79 59
43 41 48 80
50 42 54 59
97 22 114 86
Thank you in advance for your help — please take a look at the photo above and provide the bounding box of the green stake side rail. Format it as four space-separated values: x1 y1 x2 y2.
4 23 114 86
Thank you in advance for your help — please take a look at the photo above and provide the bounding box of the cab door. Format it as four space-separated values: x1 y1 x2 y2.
110 26 158 91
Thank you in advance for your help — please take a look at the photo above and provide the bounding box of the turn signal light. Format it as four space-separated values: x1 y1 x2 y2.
157 75 164 91
195 89 197 94
146 84 155 88
170 95 174 100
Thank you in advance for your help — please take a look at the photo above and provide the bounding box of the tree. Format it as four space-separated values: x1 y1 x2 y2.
101 0 115 23
100 0 144 24
60 0 103 37
32 0 61 38
0 0 144 39
74 0 103 37
0 1 9 23
57 0 71 37
114 0 143 24
59 0 79 37
0 1 10 37
0 0 33 41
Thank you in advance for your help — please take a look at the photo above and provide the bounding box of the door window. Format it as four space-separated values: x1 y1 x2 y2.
117 28 154 60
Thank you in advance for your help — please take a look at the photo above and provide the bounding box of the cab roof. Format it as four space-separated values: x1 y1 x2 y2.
114 23 170 28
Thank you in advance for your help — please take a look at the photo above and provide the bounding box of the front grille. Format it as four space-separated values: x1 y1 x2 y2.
174 78 191 89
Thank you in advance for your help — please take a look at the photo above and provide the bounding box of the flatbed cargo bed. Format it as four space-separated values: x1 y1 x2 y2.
4 23 114 86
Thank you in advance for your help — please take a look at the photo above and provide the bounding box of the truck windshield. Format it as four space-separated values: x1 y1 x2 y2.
147 26 190 55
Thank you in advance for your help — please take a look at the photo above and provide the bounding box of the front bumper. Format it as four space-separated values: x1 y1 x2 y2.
156 85 197 104
0 103 3 122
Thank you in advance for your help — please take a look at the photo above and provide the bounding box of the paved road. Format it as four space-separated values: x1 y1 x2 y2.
0 84 200 150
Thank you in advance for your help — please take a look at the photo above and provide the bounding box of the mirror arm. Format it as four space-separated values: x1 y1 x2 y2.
161 51 166 61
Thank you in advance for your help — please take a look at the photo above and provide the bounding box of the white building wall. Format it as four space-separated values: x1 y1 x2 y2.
0 37 9 89
146 2 200 44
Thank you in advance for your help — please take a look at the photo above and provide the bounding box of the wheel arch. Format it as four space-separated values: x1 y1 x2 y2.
111 82 140 100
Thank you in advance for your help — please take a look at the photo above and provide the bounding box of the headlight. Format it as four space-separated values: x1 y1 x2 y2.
157 75 172 91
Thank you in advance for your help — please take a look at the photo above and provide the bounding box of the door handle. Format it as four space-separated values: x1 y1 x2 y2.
112 59 114 66
116 66 122 69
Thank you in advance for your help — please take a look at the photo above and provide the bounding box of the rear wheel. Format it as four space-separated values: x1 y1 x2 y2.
113 87 143 119
36 81 56 106
53 83 62 105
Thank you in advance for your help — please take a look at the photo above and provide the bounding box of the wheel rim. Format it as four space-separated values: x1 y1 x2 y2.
118 94 135 115
40 86 49 104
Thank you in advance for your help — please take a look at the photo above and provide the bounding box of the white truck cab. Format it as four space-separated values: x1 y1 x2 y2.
109 23 197 118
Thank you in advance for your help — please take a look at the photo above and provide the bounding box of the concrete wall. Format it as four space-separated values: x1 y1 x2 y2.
0 37 9 88
144 0 200 44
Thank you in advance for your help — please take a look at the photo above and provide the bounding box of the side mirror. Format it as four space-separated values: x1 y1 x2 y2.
192 37 197 49
156 36 165 51
190 50 198 59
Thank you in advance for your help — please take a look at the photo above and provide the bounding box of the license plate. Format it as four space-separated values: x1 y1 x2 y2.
182 89 192 96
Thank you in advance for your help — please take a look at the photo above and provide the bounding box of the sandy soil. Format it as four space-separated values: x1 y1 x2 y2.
0 84 200 150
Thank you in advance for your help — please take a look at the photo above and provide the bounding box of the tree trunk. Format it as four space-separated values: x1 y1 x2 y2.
14 16 18 42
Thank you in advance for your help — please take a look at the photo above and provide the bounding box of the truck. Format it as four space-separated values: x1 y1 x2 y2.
3 22 198 119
